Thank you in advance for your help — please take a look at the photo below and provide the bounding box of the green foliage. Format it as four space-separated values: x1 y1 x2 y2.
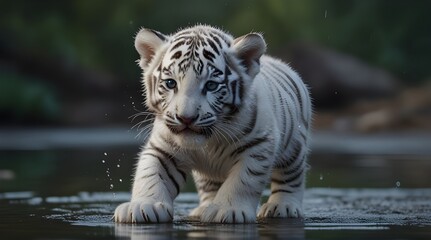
2 0 429 81
1 0 430 123
0 72 60 123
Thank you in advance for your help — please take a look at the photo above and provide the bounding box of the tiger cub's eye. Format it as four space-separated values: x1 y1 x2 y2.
205 81 220 92
164 79 177 89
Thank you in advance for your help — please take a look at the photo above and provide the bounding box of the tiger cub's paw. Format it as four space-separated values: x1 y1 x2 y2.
200 203 256 223
114 199 173 223
188 204 209 218
257 201 303 218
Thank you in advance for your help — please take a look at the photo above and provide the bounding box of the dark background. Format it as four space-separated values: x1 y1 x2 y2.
1 0 430 132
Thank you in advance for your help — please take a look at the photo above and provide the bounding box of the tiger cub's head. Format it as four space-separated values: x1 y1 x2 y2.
135 25 266 149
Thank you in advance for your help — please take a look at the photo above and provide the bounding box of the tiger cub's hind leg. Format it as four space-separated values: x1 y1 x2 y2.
189 171 223 218
258 147 307 218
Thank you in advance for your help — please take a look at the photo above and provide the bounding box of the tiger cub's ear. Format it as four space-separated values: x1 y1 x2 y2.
233 33 266 78
135 28 169 70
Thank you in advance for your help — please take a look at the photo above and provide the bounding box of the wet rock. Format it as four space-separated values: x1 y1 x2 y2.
314 85 431 133
281 43 399 108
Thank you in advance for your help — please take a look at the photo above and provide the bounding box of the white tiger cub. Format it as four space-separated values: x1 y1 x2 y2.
114 25 312 223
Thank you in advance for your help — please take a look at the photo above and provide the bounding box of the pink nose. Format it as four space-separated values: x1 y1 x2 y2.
176 114 199 125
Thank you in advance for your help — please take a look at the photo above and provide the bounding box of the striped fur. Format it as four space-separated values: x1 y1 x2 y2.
114 25 312 223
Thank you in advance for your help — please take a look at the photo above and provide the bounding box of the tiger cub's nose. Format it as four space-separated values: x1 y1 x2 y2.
176 114 199 126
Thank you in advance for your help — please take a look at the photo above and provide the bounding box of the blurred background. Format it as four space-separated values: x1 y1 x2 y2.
0 0 430 194
1 0 430 131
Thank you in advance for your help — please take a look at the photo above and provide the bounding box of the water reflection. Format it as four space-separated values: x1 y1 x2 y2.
114 218 305 239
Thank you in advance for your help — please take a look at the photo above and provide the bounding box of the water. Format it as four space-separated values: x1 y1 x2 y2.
1 130 431 239
1 189 430 239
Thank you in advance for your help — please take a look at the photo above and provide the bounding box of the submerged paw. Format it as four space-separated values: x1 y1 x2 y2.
114 200 173 223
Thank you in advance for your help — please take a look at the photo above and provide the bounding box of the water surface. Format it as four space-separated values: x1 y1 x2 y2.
1 130 430 239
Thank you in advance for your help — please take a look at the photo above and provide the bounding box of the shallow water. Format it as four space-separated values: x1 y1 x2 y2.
1 189 430 239
1 130 431 239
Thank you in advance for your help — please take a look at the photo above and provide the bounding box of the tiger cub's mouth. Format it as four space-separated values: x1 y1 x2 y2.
167 124 212 137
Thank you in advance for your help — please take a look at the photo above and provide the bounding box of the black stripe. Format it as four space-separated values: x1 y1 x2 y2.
276 87 287 145
148 145 185 177
250 154 267 161
209 102 222 113
286 148 304 168
289 182 302 188
147 182 158 192
171 50 182 60
212 31 231 46
262 67 301 132
230 135 269 157
149 144 187 181
140 172 158 179
153 206 160 222
284 168 304 184
238 78 244 102
170 40 185 51
210 33 223 48
173 32 190 40
247 167 266 176
141 152 180 194
271 189 293 194
241 104 257 136
283 105 295 151
203 49 216 61
201 180 222 192
272 64 303 109
270 64 310 128
266 67 298 108
271 177 285 185
160 134 179 148
206 38 220 55
149 29 167 41
273 145 301 169
230 80 237 106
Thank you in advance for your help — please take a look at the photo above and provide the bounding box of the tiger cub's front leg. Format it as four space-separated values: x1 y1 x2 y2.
114 143 187 223
258 147 308 218
189 171 222 218
200 143 273 223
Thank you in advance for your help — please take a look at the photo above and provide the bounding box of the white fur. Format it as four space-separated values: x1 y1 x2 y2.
114 25 312 224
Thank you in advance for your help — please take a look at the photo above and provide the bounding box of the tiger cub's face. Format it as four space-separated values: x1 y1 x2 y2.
135 26 266 149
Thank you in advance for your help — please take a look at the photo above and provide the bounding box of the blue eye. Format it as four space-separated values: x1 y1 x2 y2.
205 81 220 91
164 79 177 89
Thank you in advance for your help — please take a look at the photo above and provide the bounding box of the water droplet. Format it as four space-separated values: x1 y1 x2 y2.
396 181 401 188
319 174 323 181
117 164 120 168
101 160 105 163
334 91 338 95
110 184 114 190
104 152 107 156
119 179 123 182
324 10 328 18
